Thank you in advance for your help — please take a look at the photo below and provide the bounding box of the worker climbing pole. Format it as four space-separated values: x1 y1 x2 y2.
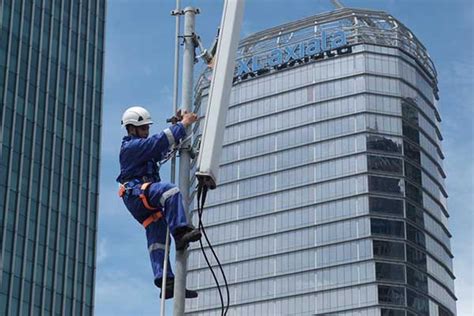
116 104 202 298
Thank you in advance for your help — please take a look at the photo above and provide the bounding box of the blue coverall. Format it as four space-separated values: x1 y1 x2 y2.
117 123 188 285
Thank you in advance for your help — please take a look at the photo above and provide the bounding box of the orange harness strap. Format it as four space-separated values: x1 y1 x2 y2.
139 182 164 228
118 184 126 197
139 182 159 211
142 211 163 229
118 182 163 228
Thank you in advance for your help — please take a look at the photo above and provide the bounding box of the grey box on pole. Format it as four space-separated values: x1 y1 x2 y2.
196 0 246 190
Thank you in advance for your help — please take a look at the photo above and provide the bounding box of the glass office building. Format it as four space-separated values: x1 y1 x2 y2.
0 0 104 315
187 7 456 316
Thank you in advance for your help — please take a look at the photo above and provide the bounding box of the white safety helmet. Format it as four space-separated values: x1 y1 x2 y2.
121 106 153 127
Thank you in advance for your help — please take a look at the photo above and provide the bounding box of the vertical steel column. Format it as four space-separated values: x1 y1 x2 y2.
170 0 182 185
161 2 182 314
173 6 198 316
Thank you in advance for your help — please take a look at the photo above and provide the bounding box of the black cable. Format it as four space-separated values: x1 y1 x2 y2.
196 185 224 315
197 184 231 315
200 187 230 315
202 186 230 316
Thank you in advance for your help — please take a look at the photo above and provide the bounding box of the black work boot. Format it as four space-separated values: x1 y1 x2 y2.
174 226 202 251
156 278 198 299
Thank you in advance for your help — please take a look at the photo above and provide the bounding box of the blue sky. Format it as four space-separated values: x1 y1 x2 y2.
96 0 473 315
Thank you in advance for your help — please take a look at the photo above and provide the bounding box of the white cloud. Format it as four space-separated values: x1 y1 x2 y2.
97 238 108 264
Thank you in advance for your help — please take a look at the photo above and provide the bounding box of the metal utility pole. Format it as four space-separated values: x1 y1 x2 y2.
174 6 199 316
160 2 183 315
171 0 182 149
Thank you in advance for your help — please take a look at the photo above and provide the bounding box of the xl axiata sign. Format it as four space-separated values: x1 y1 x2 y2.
234 30 350 82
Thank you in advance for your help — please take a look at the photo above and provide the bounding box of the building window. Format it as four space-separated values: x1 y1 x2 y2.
406 266 428 293
371 218 405 238
378 285 405 305
381 309 406 316
373 240 405 260
405 202 424 226
406 245 427 270
406 223 426 247
439 305 453 316
376 262 405 283
367 135 402 153
369 176 403 195
406 289 429 316
404 161 422 184
403 122 420 144
402 101 419 126
403 141 420 164
369 196 403 216
405 182 422 205
368 155 403 174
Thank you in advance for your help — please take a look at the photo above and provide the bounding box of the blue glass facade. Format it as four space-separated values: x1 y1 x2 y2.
186 8 456 316
0 0 104 314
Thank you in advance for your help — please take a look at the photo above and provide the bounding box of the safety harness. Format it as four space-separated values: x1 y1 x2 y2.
118 182 163 229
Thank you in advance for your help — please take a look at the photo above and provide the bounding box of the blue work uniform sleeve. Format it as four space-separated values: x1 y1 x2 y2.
130 123 186 162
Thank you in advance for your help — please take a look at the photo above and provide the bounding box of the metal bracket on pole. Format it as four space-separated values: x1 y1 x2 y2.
171 9 184 16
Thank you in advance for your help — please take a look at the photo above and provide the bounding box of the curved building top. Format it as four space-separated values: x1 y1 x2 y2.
196 7 438 97
237 7 437 81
